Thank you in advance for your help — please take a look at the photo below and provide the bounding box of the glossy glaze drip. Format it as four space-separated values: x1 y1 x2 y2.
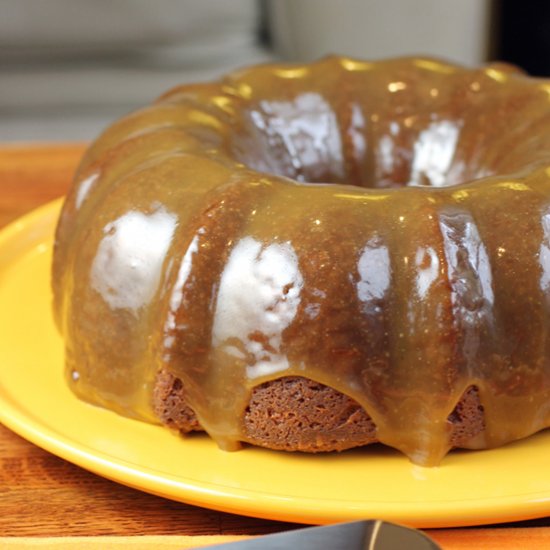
53 57 550 465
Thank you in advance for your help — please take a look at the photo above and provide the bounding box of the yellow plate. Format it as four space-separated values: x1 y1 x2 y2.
1 199 550 528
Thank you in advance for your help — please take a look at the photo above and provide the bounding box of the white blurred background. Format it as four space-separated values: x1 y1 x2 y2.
1 0 539 142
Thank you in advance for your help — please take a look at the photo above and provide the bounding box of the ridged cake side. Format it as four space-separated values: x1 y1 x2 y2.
53 57 550 465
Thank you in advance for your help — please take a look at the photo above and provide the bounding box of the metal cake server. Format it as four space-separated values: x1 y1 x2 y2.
204 519 441 549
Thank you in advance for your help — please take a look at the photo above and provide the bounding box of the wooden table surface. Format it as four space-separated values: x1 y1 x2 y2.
1 143 550 549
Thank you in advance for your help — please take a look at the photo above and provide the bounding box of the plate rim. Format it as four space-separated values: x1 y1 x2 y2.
1 199 550 528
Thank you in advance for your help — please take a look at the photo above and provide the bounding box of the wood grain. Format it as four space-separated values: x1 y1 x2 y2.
0 144 549 548
0 143 85 228
0 426 294 537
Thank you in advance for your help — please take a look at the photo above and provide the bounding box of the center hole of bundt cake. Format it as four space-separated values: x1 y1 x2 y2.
233 94 497 189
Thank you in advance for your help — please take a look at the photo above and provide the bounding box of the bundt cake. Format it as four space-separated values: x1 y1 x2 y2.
52 56 550 466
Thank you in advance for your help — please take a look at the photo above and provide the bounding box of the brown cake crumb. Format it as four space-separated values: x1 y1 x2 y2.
242 376 377 452
153 369 485 453
447 385 485 446
153 370 201 432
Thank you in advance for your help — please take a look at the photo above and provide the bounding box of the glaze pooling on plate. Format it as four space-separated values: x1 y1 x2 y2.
52 56 550 465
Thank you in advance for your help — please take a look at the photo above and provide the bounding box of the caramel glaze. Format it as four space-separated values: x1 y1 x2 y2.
52 56 550 465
